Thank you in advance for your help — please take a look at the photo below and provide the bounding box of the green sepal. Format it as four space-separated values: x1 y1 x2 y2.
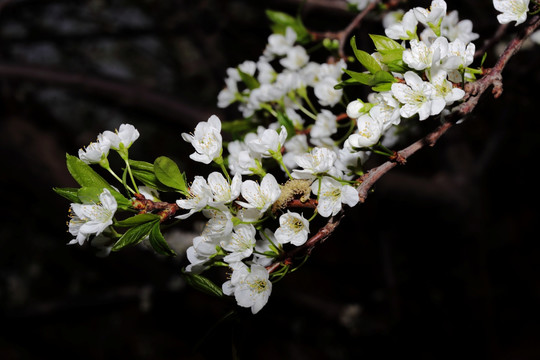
148 222 176 256
53 187 80 203
115 213 161 227
183 272 224 298
111 220 158 251
350 36 382 74
154 156 188 194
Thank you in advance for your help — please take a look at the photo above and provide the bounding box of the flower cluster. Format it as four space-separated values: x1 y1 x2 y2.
56 0 534 315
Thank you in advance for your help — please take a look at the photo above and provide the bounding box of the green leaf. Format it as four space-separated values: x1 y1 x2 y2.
112 220 157 251
154 156 188 194
379 48 405 65
115 213 161 227
237 68 260 90
131 169 178 193
53 187 80 203
350 36 382 74
66 153 112 190
276 110 296 139
265 9 311 44
372 82 394 92
183 273 224 298
148 222 176 256
343 69 374 85
128 159 155 172
65 154 131 209
370 34 404 52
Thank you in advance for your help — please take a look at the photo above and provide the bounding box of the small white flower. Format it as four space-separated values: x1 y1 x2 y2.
403 37 448 71
217 77 239 108
344 114 384 149
202 207 234 240
265 27 297 57
442 39 475 71
283 134 309 170
176 176 212 219
441 10 479 44
292 147 337 180
182 115 223 164
236 173 281 213
493 0 529 26
391 71 446 120
227 140 259 176
311 177 359 217
346 99 367 119
207 172 242 205
185 234 221 273
253 228 277 267
310 109 338 140
369 91 402 130
247 125 287 158
414 0 447 28
78 134 111 164
385 9 418 40
280 45 309 71
274 211 310 246
430 68 465 105
68 188 117 245
101 124 140 151
221 224 257 263
222 262 272 314
314 76 343 107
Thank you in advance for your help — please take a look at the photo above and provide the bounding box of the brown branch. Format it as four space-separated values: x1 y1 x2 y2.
0 62 214 128
132 193 180 222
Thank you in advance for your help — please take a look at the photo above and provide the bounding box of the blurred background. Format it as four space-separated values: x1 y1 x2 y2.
1 0 539 359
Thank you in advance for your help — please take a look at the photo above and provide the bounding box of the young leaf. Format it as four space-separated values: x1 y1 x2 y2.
265 9 310 44
148 222 176 256
66 153 112 190
350 36 382 74
183 273 224 298
370 34 404 52
154 156 188 194
128 159 155 172
237 68 260 90
53 187 80 203
343 69 375 86
131 169 178 193
115 213 161 227
111 220 157 251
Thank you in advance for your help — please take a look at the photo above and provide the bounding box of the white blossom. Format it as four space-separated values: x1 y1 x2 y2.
402 37 448 71
311 177 359 217
247 125 287 158
176 176 212 219
414 0 447 28
185 234 221 273
274 211 310 246
236 173 281 212
385 9 418 40
442 39 475 71
101 123 140 151
346 99 367 119
292 147 337 180
310 109 338 141
182 115 223 164
314 76 343 107
344 114 384 149
430 68 465 105
68 188 117 245
221 224 257 263
208 172 242 205
78 134 110 164
493 0 529 26
265 27 297 57
280 45 309 71
369 91 402 130
441 10 479 44
283 134 309 170
391 71 446 120
227 140 258 176
222 262 272 314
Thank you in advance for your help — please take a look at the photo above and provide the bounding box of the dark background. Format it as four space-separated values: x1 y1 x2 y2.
1 0 539 359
